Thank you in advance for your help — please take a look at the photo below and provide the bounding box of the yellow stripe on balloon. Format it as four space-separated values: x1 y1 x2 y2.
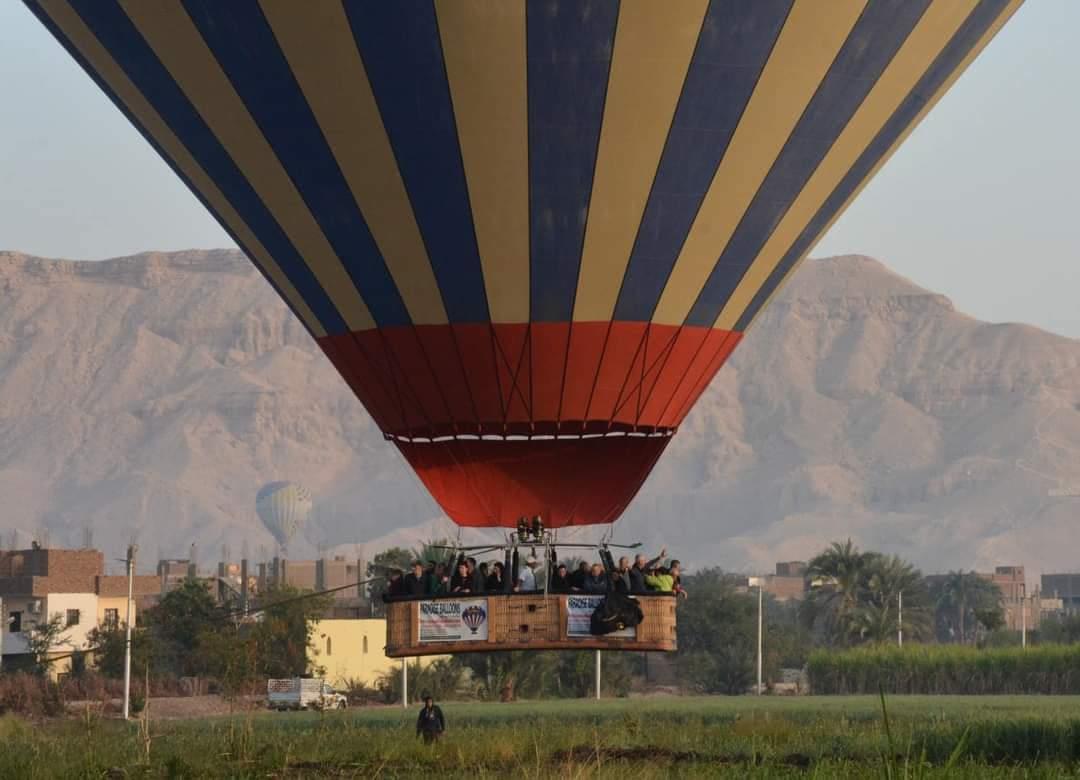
36 0 327 338
572 0 709 323
651 0 866 327
118 0 374 331
715 0 979 330
739 0 1025 331
261 0 448 326
436 0 530 324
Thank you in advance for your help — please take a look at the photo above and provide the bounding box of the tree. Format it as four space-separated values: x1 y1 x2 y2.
802 540 868 645
1039 613 1080 644
929 571 1004 644
144 578 224 675
411 538 455 568
848 554 931 643
366 546 413 616
87 624 159 679
673 568 758 693
26 614 71 676
802 541 930 646
250 584 332 678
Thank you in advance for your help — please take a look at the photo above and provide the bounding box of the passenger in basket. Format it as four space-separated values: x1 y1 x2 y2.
583 562 609 594
550 563 573 593
570 561 589 591
515 556 539 592
403 561 427 596
669 559 688 599
614 556 632 593
386 569 405 597
466 557 485 593
629 547 666 594
450 562 472 593
645 566 675 592
429 563 450 595
485 561 504 592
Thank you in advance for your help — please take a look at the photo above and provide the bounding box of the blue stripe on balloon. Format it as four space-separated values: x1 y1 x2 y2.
686 0 933 328
612 0 792 323
343 0 489 324
735 0 1011 331
23 1 322 340
526 0 620 323
182 0 412 328
63 0 348 336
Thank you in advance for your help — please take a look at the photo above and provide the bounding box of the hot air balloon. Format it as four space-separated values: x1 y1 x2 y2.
255 481 312 555
25 0 1021 653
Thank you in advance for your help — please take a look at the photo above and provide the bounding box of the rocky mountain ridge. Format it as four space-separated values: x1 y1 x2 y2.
1 248 1078 577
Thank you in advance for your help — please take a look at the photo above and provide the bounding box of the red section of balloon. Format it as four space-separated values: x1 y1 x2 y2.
318 323 741 527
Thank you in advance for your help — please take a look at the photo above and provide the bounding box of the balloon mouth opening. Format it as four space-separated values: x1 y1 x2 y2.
383 422 676 444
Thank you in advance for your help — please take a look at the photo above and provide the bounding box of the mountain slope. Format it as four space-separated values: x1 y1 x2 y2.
0 249 1077 576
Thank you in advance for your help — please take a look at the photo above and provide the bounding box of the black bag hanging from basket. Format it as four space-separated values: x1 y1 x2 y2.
590 593 644 635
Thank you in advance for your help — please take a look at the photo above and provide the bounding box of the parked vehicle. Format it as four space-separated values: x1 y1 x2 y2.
266 678 347 711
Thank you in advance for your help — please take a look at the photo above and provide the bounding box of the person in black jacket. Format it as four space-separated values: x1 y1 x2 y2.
402 561 427 596
466 557 485 593
629 547 666 594
485 561 505 592
550 563 573 593
416 693 446 744
583 563 608 594
570 561 589 591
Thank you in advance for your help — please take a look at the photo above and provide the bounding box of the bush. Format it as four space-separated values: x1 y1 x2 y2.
340 677 381 706
0 673 65 718
807 643 1080 694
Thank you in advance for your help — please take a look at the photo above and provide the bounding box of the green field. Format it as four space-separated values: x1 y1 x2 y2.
6 695 1080 777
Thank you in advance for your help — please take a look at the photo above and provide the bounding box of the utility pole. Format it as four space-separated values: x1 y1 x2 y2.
401 657 408 708
757 583 764 695
122 544 137 720
749 577 764 695
898 591 903 648
1021 592 1027 649
595 649 602 700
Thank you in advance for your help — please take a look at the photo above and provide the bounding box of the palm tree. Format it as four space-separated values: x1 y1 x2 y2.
803 541 929 646
803 539 870 645
851 554 930 643
930 571 1003 644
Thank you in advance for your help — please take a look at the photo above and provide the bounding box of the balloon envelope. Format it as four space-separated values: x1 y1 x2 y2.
255 481 312 550
26 0 1020 527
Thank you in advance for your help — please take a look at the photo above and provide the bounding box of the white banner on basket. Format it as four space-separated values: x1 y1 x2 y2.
417 598 489 643
565 595 636 638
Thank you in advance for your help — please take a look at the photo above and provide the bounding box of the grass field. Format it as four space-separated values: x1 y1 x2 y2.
5 695 1080 777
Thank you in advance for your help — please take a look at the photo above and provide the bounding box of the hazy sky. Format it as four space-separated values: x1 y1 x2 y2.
2 2 1078 335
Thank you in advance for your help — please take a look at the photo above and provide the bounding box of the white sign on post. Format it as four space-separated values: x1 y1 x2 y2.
565 595 636 639
417 598 489 643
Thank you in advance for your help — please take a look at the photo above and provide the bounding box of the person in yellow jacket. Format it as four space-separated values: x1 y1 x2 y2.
644 567 674 592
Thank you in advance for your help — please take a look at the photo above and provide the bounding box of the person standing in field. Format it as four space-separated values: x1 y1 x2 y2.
416 693 446 744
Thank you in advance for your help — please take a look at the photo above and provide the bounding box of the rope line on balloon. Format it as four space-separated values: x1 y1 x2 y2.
632 325 683 427
409 323 461 435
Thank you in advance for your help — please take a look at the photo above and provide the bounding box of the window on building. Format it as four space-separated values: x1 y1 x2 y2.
103 608 119 629
66 609 80 627
362 635 368 654
8 611 21 633
326 636 332 656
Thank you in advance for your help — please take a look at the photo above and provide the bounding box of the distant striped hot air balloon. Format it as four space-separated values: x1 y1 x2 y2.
26 0 1022 529
255 482 312 555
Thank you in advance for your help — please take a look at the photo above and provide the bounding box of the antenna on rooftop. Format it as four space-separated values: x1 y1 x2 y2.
82 527 94 550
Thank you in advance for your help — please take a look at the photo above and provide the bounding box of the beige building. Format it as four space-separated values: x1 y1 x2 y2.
0 547 158 677
310 618 444 688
